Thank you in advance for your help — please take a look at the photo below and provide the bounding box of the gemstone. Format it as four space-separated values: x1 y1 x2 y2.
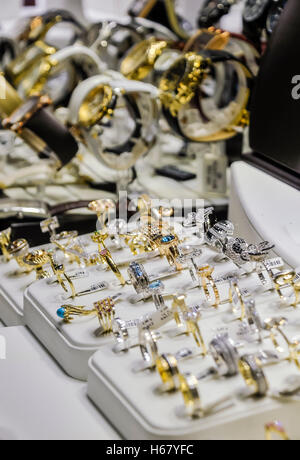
149 280 163 290
57 307 66 319
161 235 175 244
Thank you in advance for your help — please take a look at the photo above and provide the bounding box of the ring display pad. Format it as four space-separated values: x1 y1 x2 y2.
87 291 300 441
0 326 120 440
23 222 263 381
0 235 96 326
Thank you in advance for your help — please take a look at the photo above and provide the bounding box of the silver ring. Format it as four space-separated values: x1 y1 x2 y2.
209 334 239 377
113 317 129 349
139 328 159 366
128 262 149 294
239 354 269 396
146 280 165 310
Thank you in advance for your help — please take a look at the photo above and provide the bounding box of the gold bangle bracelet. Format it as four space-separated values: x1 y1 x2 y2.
265 421 290 441
165 0 190 40
0 227 12 262
121 38 169 81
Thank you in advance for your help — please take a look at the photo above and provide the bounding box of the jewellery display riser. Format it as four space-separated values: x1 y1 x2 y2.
0 258 36 326
229 162 300 269
0 326 120 440
87 350 300 440
87 291 300 441
23 242 245 381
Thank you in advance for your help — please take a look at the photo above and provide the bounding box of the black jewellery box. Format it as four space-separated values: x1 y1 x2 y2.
244 0 300 191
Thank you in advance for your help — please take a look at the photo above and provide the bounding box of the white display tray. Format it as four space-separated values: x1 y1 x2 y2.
87 289 300 440
24 238 249 381
0 326 120 440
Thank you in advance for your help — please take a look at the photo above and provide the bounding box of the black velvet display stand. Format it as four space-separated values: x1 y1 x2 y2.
244 0 300 190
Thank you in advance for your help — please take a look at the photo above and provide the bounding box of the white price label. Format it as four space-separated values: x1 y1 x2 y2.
264 257 284 271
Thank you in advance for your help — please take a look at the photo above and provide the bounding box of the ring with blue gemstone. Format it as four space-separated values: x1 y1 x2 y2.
56 305 96 323
146 280 166 310
128 262 149 294
157 233 182 270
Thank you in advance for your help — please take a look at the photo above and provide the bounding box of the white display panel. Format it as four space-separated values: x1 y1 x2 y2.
229 162 300 269
0 327 120 440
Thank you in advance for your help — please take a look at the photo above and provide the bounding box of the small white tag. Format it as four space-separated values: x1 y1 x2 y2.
294 267 300 283
125 306 173 331
86 282 107 293
264 257 284 271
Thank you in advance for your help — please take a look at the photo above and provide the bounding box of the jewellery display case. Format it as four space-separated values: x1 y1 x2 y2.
0 326 120 440
0 0 299 443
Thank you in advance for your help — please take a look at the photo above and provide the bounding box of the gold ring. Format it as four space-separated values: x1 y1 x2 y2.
293 282 300 307
172 294 188 328
56 305 96 323
238 354 269 396
265 318 300 370
99 248 126 286
265 421 290 441
94 297 116 334
179 373 203 418
23 250 50 280
88 199 115 231
229 281 246 321
197 265 220 308
49 253 76 299
273 270 296 301
7 239 32 272
156 233 182 271
92 230 109 252
50 231 81 265
156 353 180 392
139 328 159 367
185 312 207 356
